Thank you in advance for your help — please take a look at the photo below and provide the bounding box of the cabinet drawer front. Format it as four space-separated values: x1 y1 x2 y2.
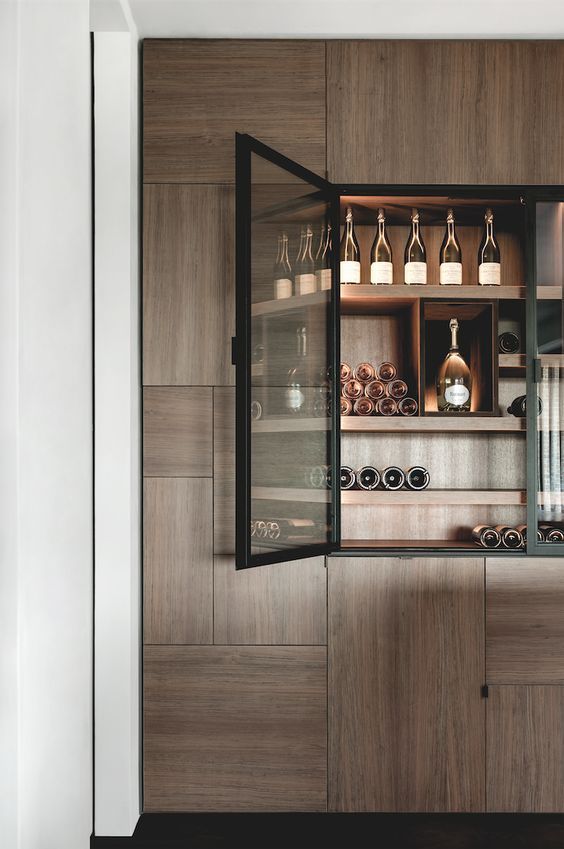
487 558 564 683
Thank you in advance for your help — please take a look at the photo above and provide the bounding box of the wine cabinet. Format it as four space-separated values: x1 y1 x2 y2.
235 133 564 569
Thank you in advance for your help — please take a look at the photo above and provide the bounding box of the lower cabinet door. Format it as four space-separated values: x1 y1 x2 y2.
487 685 564 812
328 557 485 812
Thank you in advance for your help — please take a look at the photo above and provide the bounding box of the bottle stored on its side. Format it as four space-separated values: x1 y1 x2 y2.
404 208 427 285
316 222 333 291
539 524 564 542
365 379 386 401
250 400 263 421
398 397 418 416
340 207 361 285
405 466 430 490
340 362 352 383
342 378 364 401
507 394 542 417
285 326 307 415
377 397 398 416
354 397 374 416
378 362 397 382
354 362 375 383
436 318 472 412
357 466 381 491
387 379 408 400
472 525 502 548
439 208 462 285
295 224 316 295
495 525 523 549
516 524 544 543
498 331 520 353
370 208 393 285
274 232 293 299
381 466 405 490
478 208 501 286
340 397 353 416
340 466 356 490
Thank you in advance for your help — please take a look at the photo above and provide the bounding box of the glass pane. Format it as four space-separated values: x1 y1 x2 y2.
535 202 564 544
248 151 334 558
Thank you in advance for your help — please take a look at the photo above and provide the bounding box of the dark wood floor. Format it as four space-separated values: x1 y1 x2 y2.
92 813 564 849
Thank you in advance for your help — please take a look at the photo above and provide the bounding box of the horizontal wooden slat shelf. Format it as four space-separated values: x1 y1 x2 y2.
251 291 328 317
341 416 525 432
342 489 526 506
252 487 330 503
499 354 526 371
339 539 525 553
253 417 330 433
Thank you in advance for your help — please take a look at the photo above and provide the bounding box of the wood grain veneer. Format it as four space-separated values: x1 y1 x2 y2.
144 478 213 644
144 387 212 477
487 686 564 812
213 387 235 554
486 558 564 683
143 40 326 183
143 185 234 386
214 555 326 645
328 557 485 812
144 645 327 811
328 41 564 184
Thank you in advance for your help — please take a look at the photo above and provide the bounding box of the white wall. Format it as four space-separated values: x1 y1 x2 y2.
0 2 93 848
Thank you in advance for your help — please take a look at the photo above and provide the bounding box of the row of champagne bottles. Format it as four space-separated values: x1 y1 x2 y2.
273 206 500 298
340 360 418 417
302 465 429 490
473 523 564 549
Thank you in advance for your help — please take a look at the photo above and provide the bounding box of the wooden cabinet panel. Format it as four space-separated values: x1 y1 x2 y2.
213 386 235 554
143 185 234 386
144 646 327 811
144 387 212 477
214 556 326 645
328 40 564 184
329 557 485 812
144 478 213 644
487 686 564 812
486 558 564 684
143 40 326 183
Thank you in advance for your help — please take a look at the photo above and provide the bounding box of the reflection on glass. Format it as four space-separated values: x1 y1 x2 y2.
536 203 564 542
250 153 333 556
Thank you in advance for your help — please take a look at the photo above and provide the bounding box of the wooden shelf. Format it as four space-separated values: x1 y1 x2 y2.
251 487 330 503
341 489 526 506
341 415 525 432
340 539 525 553
499 353 526 372
251 291 328 317
253 417 330 433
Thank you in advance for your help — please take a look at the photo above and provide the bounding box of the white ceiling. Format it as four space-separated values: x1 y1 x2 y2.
126 0 564 39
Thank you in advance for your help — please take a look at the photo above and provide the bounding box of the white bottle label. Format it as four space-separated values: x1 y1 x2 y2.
445 384 470 406
479 262 501 286
404 261 427 285
316 268 332 291
275 278 292 299
295 273 316 295
370 261 393 285
340 260 361 284
440 262 462 285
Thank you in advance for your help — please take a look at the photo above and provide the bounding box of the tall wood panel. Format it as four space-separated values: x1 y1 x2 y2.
143 40 326 183
144 478 213 645
213 386 235 554
328 40 564 184
487 686 564 812
329 557 485 812
143 184 235 386
486 558 564 683
144 646 327 811
144 387 212 477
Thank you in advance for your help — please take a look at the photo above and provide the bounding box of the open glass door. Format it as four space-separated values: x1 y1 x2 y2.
528 198 564 553
235 134 340 568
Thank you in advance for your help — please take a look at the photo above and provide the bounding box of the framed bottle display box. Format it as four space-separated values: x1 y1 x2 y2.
235 133 564 568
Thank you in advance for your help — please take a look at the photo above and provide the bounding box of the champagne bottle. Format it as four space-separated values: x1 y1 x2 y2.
478 208 501 286
507 395 542 417
398 397 418 416
354 362 375 383
472 525 502 548
539 524 564 542
340 397 353 416
381 467 405 490
436 318 472 412
404 208 427 285
340 207 361 284
498 331 520 353
405 466 430 490
365 379 385 401
342 378 364 401
357 466 381 490
370 208 393 285
316 223 333 291
340 362 352 383
340 466 356 490
439 208 462 285
274 232 293 299
377 362 397 382
515 524 545 544
495 525 523 549
376 397 398 416
250 400 263 421
387 379 408 400
353 397 374 416
285 326 307 415
296 224 316 295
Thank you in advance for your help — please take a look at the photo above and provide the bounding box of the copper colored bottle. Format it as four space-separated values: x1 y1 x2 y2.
376 396 398 416
342 379 364 401
353 362 375 383
387 379 408 400
340 397 353 416
378 362 397 382
340 362 352 383
472 525 502 548
398 397 418 416
365 379 385 401
353 397 374 416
